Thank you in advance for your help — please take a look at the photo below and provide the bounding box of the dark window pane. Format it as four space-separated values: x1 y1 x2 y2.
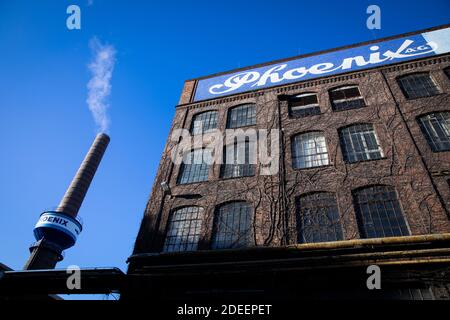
212 202 253 249
177 149 211 184
163 207 204 252
227 104 256 128
339 124 383 163
345 87 361 98
191 111 218 135
418 112 450 152
296 192 343 243
353 186 409 238
397 73 440 99
330 86 366 111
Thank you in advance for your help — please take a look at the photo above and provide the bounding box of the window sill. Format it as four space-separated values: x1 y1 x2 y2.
345 156 388 164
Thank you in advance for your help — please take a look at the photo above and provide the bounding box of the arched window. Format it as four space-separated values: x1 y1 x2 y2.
191 111 218 135
329 85 365 111
288 93 320 117
226 104 256 128
418 112 450 152
397 73 440 99
163 207 204 252
211 202 253 249
339 124 383 163
292 132 329 169
296 192 343 243
353 185 409 238
177 149 211 184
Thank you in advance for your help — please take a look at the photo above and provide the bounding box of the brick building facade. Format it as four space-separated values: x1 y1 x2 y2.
124 25 450 300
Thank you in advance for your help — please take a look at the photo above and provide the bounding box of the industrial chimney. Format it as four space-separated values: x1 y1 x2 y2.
24 133 110 270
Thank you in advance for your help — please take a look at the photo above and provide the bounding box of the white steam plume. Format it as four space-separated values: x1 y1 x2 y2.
87 37 116 133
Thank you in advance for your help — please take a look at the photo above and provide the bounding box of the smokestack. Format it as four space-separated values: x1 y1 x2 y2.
24 134 110 270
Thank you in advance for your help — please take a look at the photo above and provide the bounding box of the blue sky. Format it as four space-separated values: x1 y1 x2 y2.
0 0 449 299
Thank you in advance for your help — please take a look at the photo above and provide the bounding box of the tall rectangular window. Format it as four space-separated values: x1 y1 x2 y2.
288 93 320 117
353 186 409 238
163 207 204 252
211 202 253 249
221 139 256 179
227 104 256 128
330 86 365 111
191 111 218 135
177 149 211 184
418 112 450 152
339 124 383 163
292 132 329 169
397 73 440 99
296 192 343 243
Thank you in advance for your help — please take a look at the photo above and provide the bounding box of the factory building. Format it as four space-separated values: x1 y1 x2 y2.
127 24 450 300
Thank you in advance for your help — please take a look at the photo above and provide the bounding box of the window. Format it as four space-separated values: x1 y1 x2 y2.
227 104 256 128
221 138 256 179
397 73 440 99
211 202 253 249
292 132 329 169
330 86 365 111
191 111 218 135
296 192 343 243
353 186 409 238
418 112 450 152
163 207 204 252
373 287 434 300
177 149 211 184
288 93 320 117
445 67 450 80
339 124 383 163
